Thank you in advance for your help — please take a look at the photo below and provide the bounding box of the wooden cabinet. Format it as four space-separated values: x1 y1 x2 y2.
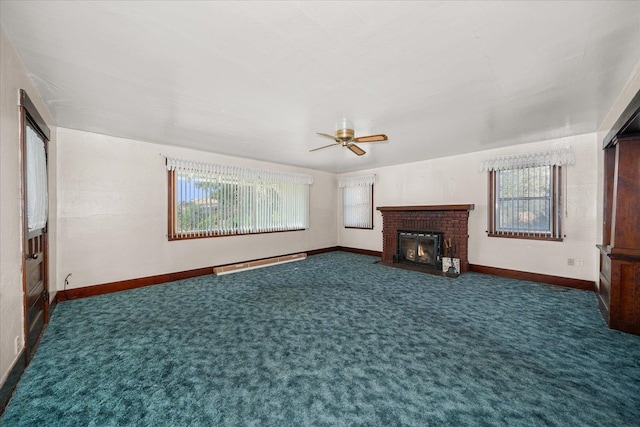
597 136 640 335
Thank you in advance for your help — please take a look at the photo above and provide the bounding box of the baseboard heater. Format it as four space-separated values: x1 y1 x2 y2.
213 253 307 276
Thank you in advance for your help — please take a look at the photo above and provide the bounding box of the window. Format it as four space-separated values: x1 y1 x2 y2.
482 146 575 241
167 158 312 239
339 175 374 229
489 165 561 240
25 124 48 231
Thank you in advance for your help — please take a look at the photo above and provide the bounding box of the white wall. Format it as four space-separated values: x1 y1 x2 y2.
0 27 56 387
339 133 599 282
55 128 337 290
597 61 640 150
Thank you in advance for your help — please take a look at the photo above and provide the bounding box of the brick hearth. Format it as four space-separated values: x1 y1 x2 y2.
377 205 474 273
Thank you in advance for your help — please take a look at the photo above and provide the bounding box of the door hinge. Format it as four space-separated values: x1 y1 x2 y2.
41 289 49 302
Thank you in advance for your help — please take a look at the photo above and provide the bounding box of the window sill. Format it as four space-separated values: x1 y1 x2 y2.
487 232 563 242
169 228 306 241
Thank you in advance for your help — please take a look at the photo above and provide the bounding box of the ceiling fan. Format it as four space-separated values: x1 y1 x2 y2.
310 119 388 156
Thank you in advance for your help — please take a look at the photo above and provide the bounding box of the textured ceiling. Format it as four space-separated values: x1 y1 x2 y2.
1 1 639 173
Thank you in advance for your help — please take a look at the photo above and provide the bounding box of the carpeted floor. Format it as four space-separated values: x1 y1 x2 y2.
1 252 639 426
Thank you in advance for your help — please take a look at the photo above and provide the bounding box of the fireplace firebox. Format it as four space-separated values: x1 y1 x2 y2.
396 230 444 270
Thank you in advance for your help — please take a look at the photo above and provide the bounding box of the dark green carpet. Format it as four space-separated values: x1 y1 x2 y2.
2 252 639 426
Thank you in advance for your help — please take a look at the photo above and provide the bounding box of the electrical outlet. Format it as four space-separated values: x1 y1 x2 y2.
567 258 575 266
576 259 584 267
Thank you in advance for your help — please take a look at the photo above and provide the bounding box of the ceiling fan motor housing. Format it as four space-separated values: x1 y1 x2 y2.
336 118 355 140
336 128 354 140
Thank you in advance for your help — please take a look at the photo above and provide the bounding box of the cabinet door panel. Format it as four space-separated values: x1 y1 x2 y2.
619 263 640 325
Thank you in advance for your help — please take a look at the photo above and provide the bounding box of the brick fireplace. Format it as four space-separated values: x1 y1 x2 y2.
377 204 474 273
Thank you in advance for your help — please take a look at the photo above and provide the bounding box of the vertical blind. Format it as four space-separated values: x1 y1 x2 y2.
494 166 560 238
339 174 375 229
166 158 312 239
480 146 574 240
26 125 48 231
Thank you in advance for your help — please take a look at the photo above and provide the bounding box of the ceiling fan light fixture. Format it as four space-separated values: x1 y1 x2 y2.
336 118 354 140
336 118 354 131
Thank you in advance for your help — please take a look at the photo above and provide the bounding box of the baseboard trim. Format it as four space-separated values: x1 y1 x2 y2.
56 249 594 301
307 246 340 256
337 246 383 258
468 264 596 291
57 266 215 301
0 351 26 416
56 247 348 301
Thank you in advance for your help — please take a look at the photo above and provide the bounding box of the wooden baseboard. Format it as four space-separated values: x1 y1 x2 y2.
57 266 215 301
56 248 345 301
307 246 340 256
307 246 382 257
0 351 26 416
468 264 596 291
337 246 383 258
56 249 594 301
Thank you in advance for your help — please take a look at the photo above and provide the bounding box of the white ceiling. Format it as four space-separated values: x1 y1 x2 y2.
1 1 639 173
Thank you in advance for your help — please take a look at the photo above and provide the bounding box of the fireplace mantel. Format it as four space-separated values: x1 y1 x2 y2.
377 204 474 212
377 204 474 273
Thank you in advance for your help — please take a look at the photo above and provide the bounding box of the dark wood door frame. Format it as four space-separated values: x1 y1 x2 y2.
19 89 51 363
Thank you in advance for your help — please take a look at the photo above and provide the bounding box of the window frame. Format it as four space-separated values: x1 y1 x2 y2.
167 167 310 241
343 183 374 230
487 165 563 242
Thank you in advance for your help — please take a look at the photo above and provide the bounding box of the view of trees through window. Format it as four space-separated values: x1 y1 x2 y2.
176 176 254 234
494 165 555 235
483 147 568 241
169 169 309 239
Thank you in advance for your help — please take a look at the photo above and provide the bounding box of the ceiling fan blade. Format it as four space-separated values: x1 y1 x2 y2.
354 134 388 143
347 144 366 156
310 142 340 152
316 132 338 141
